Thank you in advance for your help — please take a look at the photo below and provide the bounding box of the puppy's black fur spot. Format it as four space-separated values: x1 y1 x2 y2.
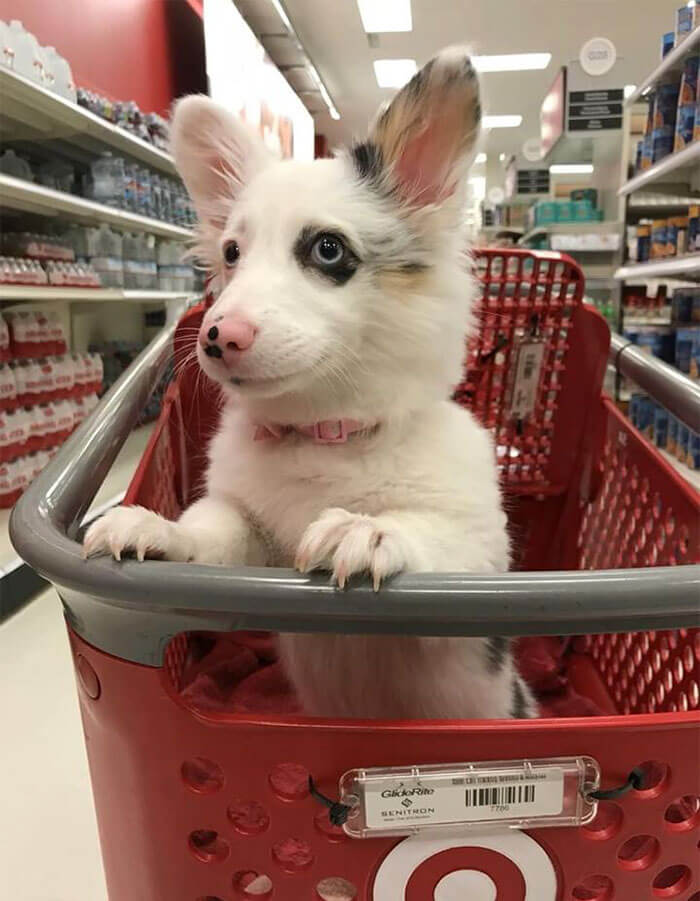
511 677 529 719
486 636 509 673
293 225 360 286
352 141 384 186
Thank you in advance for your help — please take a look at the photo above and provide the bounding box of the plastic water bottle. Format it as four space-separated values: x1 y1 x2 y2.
91 152 125 208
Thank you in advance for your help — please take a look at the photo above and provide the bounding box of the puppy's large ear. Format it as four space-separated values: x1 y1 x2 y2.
360 47 481 207
170 95 272 231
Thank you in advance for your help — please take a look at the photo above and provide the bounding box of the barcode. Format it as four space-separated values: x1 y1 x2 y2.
523 356 536 379
465 784 536 807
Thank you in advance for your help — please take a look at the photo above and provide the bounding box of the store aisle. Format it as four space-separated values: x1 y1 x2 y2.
0 587 108 901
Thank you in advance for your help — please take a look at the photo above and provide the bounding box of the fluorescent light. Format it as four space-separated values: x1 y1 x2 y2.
483 115 522 129
473 53 552 73
624 84 637 99
549 164 594 174
499 152 507 162
308 62 341 120
357 0 412 32
268 0 294 32
374 58 418 88
474 152 487 164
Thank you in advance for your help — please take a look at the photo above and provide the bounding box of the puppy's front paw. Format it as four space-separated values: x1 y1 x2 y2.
82 505 192 562
295 508 412 590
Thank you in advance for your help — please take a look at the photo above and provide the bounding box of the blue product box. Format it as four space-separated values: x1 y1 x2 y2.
653 406 669 448
637 396 655 438
675 327 700 378
629 393 642 428
668 415 679 454
674 56 699 151
689 431 700 469
651 82 680 163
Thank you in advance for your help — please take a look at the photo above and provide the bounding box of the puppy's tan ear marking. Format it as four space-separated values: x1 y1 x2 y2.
361 47 482 207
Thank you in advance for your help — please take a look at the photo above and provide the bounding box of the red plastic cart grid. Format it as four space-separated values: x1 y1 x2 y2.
10 249 699 901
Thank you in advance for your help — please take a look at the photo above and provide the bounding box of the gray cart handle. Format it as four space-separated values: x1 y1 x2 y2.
10 323 700 666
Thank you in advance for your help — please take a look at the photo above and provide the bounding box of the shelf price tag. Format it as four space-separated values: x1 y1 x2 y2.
339 756 600 838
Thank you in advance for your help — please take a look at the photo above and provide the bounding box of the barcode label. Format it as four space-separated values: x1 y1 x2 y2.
510 339 545 419
466 784 536 807
362 767 565 829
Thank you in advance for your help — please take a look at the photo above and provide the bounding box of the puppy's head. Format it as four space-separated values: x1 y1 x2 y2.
172 47 481 421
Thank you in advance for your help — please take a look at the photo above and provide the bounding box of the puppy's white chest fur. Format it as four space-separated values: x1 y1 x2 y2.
207 400 509 572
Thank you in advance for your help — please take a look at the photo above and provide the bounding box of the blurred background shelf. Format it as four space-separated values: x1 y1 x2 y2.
614 254 700 281
0 68 176 175
0 174 193 239
0 285 199 303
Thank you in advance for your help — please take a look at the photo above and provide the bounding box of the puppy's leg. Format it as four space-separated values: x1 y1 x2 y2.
83 496 265 565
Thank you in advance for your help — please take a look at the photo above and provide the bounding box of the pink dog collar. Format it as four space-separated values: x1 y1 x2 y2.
253 418 373 445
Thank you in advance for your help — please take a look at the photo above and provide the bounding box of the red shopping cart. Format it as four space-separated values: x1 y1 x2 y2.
11 249 699 901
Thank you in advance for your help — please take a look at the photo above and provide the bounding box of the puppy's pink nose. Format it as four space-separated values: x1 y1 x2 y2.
200 317 257 363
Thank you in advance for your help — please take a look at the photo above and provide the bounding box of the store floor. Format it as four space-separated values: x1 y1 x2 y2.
0 585 108 900
0 423 156 898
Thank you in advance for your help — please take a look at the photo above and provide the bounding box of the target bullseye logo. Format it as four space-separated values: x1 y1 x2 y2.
373 830 557 900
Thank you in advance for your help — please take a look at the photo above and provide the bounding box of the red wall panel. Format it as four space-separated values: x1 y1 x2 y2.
0 0 204 115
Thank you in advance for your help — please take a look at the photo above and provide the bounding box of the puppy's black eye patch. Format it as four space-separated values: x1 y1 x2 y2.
293 226 360 285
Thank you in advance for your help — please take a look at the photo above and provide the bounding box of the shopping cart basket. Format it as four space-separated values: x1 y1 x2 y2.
11 248 700 901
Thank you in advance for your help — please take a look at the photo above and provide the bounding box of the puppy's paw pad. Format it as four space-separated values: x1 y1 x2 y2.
82 506 179 562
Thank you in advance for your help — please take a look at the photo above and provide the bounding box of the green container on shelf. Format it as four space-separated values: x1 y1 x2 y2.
570 188 598 207
534 201 558 226
556 201 576 222
573 200 596 221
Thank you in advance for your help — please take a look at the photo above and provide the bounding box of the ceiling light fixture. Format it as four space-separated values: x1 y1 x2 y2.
473 53 552 73
474 152 487 164
357 0 412 33
483 115 523 129
624 84 637 99
266 0 341 120
499 153 507 162
549 164 594 174
374 58 418 88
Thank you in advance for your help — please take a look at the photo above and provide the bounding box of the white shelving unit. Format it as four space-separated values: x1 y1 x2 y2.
615 254 700 282
520 221 622 245
0 68 176 174
625 27 700 106
0 174 193 239
618 142 700 197
0 68 194 609
614 28 699 493
0 285 197 303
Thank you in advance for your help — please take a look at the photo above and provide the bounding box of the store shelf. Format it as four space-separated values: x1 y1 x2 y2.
627 192 700 219
614 254 700 282
0 67 176 174
0 285 198 303
0 174 193 240
520 221 622 245
659 448 700 492
623 317 673 327
1 422 155 581
479 225 524 235
619 142 700 197
625 27 700 106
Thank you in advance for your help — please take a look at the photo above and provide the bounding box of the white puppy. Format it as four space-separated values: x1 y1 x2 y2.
84 48 535 720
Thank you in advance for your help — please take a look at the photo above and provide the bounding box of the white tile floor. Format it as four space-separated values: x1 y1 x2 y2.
0 587 108 900
0 423 155 899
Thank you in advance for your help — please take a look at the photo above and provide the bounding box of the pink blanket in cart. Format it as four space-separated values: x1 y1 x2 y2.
177 633 607 718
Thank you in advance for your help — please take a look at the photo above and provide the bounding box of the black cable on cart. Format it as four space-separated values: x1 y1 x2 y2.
308 777 352 826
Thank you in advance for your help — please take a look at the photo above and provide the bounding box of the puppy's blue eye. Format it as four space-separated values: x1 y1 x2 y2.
311 234 344 266
223 240 240 266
